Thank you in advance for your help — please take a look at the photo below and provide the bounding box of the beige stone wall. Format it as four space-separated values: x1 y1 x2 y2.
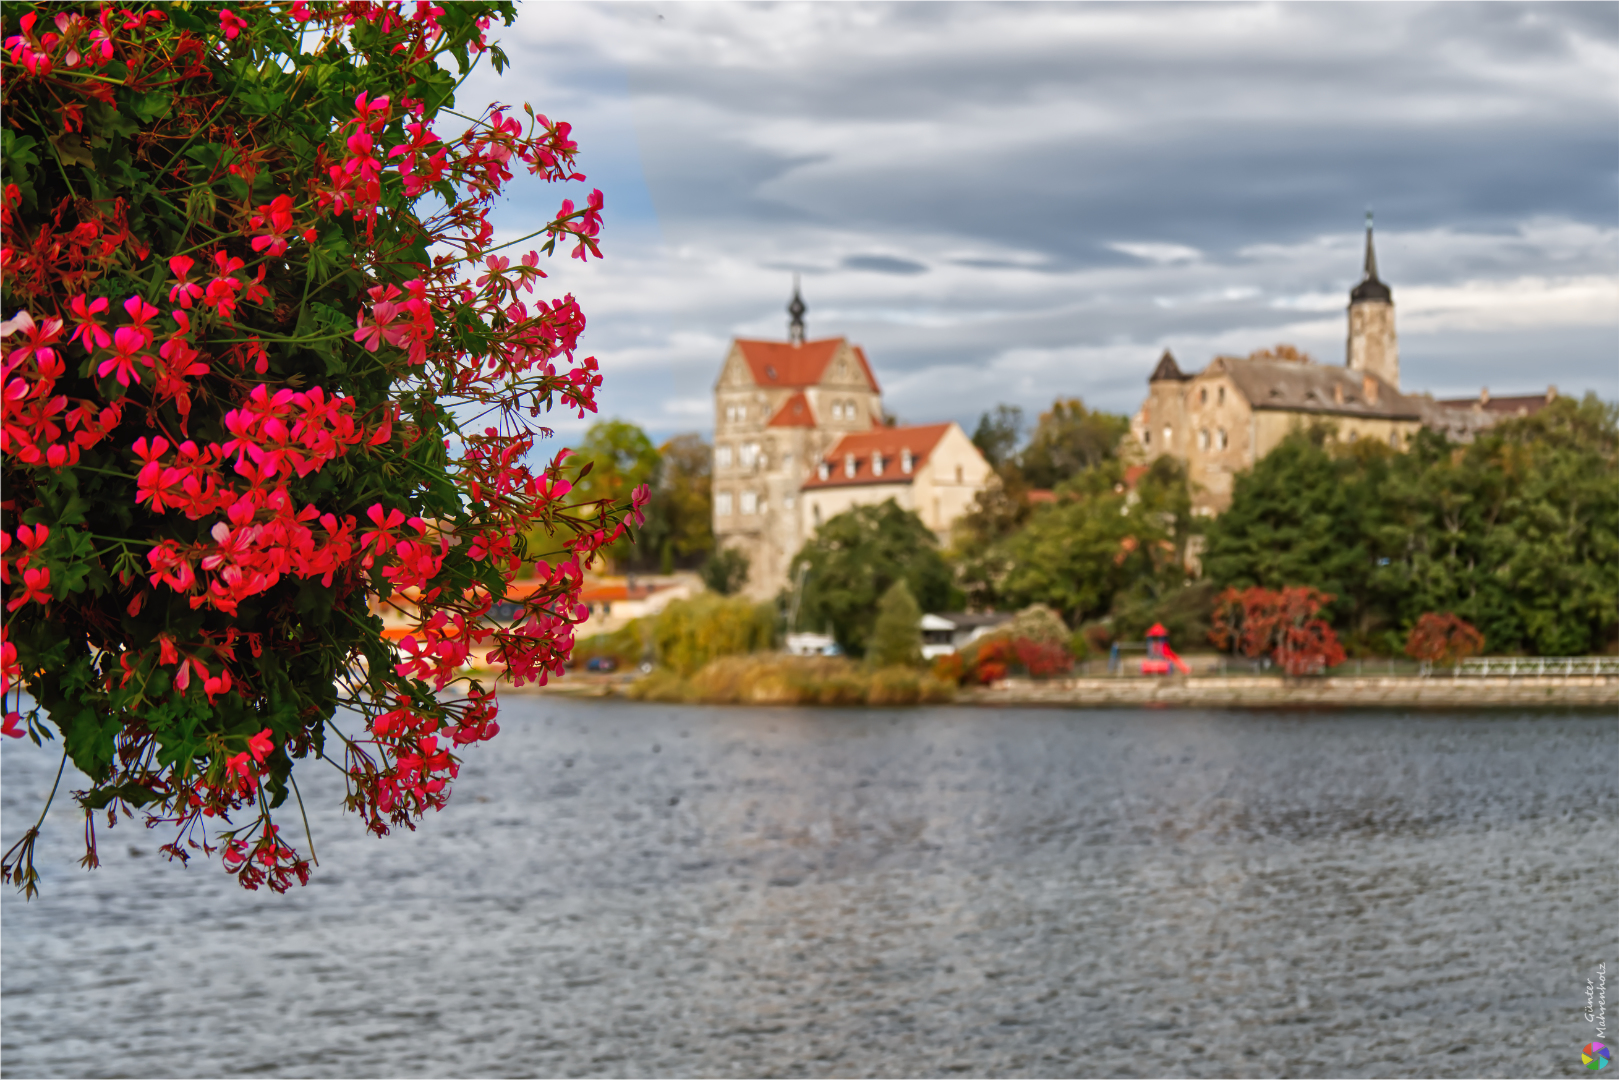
1133 373 1255 515
1252 409 1421 461
711 340 882 599
1347 300 1399 389
912 424 995 538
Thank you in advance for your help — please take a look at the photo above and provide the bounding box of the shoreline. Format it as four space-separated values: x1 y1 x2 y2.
502 671 1617 708
960 673 1618 708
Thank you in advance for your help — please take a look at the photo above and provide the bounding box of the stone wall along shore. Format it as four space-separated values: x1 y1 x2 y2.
963 674 1618 708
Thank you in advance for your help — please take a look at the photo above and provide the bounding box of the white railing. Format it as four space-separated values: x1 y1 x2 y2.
1430 657 1620 678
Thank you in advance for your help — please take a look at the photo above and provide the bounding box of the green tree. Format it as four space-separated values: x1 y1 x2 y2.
971 404 1025 471
866 580 924 668
702 547 750 596
549 419 660 568
970 457 1195 626
634 433 713 572
568 419 660 507
1207 398 1618 655
793 499 958 657
1019 398 1131 489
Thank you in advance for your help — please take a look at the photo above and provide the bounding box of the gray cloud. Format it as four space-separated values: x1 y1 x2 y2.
473 2 1616 441
842 254 930 275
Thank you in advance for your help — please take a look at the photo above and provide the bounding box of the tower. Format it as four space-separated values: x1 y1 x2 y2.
1347 211 1399 389
787 276 806 345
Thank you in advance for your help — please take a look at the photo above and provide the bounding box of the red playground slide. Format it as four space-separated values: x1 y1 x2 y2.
1141 623 1191 675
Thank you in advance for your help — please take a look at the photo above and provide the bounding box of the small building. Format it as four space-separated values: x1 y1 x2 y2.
919 611 1014 659
800 422 992 544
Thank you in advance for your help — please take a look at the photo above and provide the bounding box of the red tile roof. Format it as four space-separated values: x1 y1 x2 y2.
766 391 817 427
1026 489 1057 504
802 423 951 489
734 337 880 392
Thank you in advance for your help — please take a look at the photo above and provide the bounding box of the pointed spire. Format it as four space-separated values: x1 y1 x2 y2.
1362 209 1378 281
1350 209 1392 304
787 275 806 345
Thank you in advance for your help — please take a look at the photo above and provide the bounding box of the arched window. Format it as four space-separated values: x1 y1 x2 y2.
1162 426 1173 447
1199 388 1208 405
1216 428 1228 450
1197 429 1210 451
1217 387 1225 406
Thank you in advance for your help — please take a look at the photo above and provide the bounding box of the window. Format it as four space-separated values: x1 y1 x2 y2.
872 451 884 477
1389 432 1400 448
782 451 793 468
1217 428 1228 450
739 442 759 468
1162 426 1173 448
1142 429 1151 446
783 494 795 509
844 453 857 478
831 402 843 421
716 444 733 468
717 492 733 516
901 448 913 473
955 464 964 484
1217 387 1225 406
740 491 758 515
1197 429 1210 451
818 461 830 480
812 502 822 525
1200 388 1208 405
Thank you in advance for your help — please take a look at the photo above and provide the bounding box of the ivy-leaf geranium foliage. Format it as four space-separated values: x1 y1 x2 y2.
0 0 644 895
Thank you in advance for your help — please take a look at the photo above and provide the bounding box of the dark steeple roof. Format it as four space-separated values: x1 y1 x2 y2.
1149 348 1188 382
787 275 806 344
1350 211 1392 304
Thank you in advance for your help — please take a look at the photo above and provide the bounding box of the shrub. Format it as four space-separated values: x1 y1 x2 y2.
628 655 952 706
651 593 775 676
930 652 965 685
1405 612 1486 664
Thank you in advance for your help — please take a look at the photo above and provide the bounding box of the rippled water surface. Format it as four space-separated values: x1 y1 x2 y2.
3 702 1615 1078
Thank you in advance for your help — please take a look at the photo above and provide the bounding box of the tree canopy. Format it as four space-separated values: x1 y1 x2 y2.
792 499 957 657
1204 396 1618 655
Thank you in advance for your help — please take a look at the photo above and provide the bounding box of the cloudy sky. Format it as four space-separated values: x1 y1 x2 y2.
459 1 1617 444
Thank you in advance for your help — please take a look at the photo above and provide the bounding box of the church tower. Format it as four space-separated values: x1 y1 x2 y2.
1346 212 1399 389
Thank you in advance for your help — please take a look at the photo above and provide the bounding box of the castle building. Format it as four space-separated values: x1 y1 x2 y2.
1130 215 1549 515
712 286 991 597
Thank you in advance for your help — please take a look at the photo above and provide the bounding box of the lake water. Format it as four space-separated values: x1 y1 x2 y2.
2 701 1615 1078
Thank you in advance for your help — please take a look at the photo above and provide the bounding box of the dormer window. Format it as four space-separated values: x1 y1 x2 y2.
872 451 884 476
818 461 830 481
844 453 856 478
901 448 913 474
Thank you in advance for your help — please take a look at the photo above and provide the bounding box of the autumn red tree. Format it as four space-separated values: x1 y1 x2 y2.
1210 585 1346 676
1404 612 1486 665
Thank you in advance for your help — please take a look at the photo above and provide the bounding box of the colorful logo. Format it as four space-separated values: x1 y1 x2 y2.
1584 1042 1611 1070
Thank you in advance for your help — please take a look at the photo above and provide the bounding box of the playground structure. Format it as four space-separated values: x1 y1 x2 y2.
1108 622 1191 676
